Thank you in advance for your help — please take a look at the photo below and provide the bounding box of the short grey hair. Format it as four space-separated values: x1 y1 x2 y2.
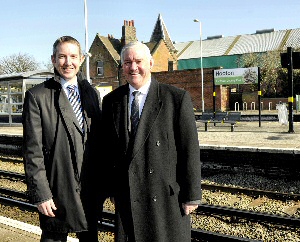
120 41 152 64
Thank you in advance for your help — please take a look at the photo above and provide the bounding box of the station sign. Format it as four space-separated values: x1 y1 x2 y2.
214 67 259 85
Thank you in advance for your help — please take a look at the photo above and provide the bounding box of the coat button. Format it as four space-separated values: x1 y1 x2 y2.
156 141 160 146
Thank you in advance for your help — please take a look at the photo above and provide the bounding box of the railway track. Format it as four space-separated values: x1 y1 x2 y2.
1 182 299 230
0 195 263 242
1 169 299 241
0 169 24 180
2 169 300 203
1 141 300 240
0 136 299 179
0 135 22 157
201 183 300 201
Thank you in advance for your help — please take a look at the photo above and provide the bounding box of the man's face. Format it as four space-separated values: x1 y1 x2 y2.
122 46 153 89
51 42 84 82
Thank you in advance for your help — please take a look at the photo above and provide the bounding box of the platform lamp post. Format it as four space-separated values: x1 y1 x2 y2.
84 0 91 83
194 19 204 112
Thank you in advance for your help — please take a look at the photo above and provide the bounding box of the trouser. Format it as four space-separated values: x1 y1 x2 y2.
115 196 136 242
40 229 99 242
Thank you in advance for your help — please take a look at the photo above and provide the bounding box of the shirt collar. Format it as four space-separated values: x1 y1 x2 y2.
61 77 78 89
129 79 151 96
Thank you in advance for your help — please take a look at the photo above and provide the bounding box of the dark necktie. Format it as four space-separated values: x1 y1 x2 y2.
67 85 84 130
131 91 140 135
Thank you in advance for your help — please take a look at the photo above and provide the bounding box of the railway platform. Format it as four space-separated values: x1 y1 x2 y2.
197 120 300 151
0 118 300 241
0 216 78 241
0 117 299 150
0 221 40 242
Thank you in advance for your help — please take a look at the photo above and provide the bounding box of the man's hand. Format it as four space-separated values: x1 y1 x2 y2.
182 203 198 215
37 199 57 217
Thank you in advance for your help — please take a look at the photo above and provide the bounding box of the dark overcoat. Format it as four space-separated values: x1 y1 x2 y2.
22 73 105 233
101 78 202 242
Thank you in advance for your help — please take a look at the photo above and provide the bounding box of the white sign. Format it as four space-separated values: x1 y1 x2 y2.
214 67 258 85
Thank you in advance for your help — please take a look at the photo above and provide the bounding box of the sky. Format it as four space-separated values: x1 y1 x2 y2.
1 0 299 67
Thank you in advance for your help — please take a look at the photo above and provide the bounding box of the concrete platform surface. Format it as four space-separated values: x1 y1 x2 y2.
0 216 78 242
197 120 300 150
0 121 299 150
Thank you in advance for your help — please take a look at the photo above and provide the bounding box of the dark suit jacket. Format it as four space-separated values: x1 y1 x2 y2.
22 73 104 233
101 78 201 242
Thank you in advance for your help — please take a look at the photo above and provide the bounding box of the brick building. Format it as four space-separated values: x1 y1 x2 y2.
83 13 300 112
83 13 213 111
152 68 227 111
84 14 177 90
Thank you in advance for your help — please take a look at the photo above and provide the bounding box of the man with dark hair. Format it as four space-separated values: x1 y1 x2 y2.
23 36 106 242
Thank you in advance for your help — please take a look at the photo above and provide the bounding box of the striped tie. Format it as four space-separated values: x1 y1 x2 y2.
67 85 84 130
131 91 140 136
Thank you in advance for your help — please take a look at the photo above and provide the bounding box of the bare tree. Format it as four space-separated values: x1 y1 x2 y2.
41 59 54 72
0 53 40 74
237 51 283 97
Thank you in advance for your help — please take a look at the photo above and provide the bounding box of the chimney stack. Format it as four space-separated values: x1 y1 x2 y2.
121 19 137 47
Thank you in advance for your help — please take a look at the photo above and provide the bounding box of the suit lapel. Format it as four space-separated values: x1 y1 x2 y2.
58 88 77 133
131 79 162 158
112 85 130 153
57 85 82 180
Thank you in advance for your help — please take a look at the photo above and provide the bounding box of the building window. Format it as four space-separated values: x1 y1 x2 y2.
168 60 174 71
97 61 104 76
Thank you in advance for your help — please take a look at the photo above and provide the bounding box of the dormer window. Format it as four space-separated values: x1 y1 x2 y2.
97 61 104 76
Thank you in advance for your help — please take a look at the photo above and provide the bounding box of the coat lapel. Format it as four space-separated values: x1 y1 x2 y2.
131 79 162 158
58 88 76 133
112 85 130 153
58 81 83 181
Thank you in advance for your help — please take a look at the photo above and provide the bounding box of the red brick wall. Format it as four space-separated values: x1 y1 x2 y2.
152 68 225 111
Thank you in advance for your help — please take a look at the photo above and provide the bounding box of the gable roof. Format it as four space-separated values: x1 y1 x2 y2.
150 13 177 54
0 70 53 80
97 34 121 63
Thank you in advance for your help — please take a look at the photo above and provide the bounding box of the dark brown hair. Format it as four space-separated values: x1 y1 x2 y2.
52 36 82 57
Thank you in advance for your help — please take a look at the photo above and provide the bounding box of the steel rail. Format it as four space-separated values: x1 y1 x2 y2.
0 170 24 180
197 204 300 227
0 135 22 157
0 195 36 212
98 210 262 242
191 228 262 242
0 187 27 199
1 170 299 203
0 196 263 242
201 183 300 201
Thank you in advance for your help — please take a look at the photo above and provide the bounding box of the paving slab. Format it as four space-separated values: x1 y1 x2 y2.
197 121 300 150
